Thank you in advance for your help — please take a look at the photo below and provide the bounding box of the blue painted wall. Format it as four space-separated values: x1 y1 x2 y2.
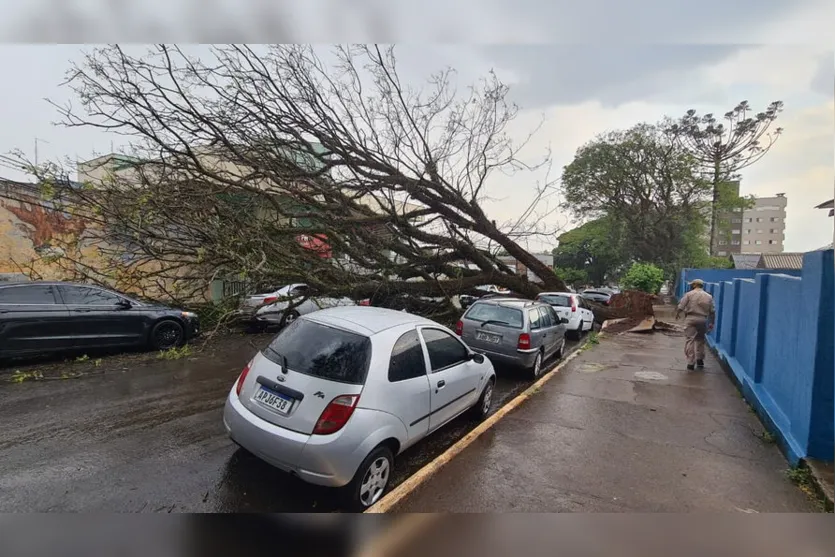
676 268 802 299
691 250 833 464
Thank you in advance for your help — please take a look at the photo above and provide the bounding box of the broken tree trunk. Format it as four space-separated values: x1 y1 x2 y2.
588 290 656 325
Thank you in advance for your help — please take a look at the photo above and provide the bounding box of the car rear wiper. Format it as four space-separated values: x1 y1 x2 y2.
480 319 510 327
265 346 290 372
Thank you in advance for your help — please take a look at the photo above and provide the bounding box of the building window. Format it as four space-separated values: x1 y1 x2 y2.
755 218 763 222
743 240 750 245
770 217 781 222
731 218 742 223
733 207 742 212
718 240 728 245
755 240 763 245
768 240 777 245
756 229 764 233
746 229 752 234
717 251 727 256
769 229 778 234
745 218 752 223
731 240 740 245
732 229 741 235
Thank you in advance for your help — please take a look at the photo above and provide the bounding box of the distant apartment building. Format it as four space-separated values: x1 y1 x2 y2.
714 183 786 256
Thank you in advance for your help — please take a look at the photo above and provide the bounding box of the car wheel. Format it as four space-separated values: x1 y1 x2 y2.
150 319 184 350
283 310 300 326
555 342 564 360
344 445 394 511
528 351 543 380
471 378 495 421
572 320 584 340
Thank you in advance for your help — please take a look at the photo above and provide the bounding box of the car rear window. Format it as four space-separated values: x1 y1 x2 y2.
263 319 372 385
538 294 571 307
464 303 523 328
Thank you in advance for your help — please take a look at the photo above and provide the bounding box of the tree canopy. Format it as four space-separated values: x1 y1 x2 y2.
3 44 567 319
551 217 624 287
560 123 713 278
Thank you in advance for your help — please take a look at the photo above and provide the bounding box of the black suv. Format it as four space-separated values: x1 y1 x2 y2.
0 281 200 359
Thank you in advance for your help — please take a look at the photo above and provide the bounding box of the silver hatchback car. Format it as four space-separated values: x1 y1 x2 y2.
223 306 496 510
456 298 568 378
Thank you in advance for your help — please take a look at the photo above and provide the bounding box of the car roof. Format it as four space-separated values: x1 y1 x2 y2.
0 280 99 288
470 297 540 309
537 292 575 297
303 306 438 336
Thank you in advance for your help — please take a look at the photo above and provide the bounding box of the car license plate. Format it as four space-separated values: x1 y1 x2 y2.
254 387 293 415
476 331 501 344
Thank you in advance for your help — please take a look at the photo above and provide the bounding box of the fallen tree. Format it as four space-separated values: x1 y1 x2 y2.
3 44 567 324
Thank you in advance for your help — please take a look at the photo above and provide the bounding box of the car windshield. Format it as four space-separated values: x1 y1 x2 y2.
263 319 372 385
464 303 524 328
538 294 571 307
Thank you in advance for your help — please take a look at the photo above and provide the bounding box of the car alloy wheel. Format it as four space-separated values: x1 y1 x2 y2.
153 321 184 350
481 381 493 415
284 310 300 325
359 456 390 508
531 352 542 378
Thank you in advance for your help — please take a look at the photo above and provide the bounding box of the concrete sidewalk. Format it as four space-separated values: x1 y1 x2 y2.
392 331 817 512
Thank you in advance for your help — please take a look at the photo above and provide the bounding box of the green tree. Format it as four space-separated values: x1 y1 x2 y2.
551 217 625 286
666 100 783 254
553 266 588 288
561 123 711 279
621 262 665 294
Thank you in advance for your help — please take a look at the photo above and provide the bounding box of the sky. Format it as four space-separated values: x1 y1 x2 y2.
0 1 832 254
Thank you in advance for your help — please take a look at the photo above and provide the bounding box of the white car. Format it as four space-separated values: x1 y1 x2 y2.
243 283 356 327
476 284 510 294
223 306 497 510
535 292 594 339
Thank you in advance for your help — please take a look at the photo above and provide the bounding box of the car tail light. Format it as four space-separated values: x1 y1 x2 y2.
571 299 577 312
236 358 254 396
262 296 278 305
359 299 371 306
518 333 531 350
455 320 463 336
313 394 360 435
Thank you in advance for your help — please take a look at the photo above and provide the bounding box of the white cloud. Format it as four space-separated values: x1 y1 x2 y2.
701 46 829 95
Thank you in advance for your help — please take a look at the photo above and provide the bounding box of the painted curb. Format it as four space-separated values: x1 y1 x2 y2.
365 335 597 513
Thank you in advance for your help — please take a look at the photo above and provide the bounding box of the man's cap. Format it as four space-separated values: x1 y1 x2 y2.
689 279 705 287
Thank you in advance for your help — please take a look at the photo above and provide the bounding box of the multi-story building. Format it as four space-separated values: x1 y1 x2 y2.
714 183 787 256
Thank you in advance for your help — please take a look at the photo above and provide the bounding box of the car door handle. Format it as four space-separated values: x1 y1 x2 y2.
436 379 446 389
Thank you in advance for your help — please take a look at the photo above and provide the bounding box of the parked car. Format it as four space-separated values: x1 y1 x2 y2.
456 297 568 378
535 292 594 339
223 306 496 510
0 281 200 359
240 283 356 329
459 284 512 309
580 289 613 305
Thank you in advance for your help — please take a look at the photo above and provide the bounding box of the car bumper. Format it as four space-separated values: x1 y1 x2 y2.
183 316 201 339
223 388 358 487
478 347 539 369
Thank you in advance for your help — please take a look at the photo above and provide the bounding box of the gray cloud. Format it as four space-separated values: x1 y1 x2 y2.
478 45 740 108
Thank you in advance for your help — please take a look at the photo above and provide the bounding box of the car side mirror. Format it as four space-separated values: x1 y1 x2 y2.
469 352 485 364
116 299 132 309
561 317 570 324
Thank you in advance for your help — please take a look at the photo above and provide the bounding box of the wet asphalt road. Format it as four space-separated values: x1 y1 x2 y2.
0 334 579 512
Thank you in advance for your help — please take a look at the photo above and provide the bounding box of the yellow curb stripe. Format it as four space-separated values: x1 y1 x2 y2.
365 337 593 513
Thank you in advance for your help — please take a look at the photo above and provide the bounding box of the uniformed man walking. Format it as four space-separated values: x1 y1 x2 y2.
675 279 715 370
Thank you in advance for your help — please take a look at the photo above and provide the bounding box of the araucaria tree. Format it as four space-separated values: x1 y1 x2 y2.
7 44 567 314
667 100 784 254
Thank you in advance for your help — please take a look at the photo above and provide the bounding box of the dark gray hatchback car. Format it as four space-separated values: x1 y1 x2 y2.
455 298 568 378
